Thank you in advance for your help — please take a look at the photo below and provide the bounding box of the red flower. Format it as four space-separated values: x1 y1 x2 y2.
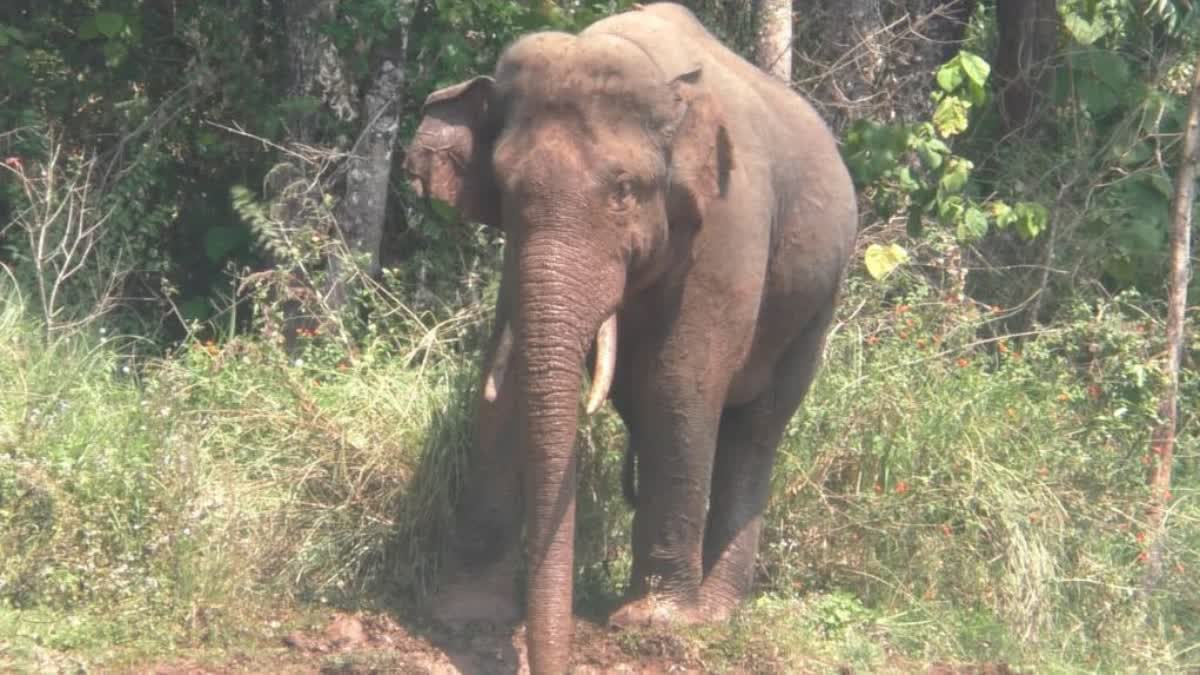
2 157 21 171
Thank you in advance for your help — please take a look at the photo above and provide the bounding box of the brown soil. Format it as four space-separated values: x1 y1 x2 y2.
125 612 1024 675
128 612 699 675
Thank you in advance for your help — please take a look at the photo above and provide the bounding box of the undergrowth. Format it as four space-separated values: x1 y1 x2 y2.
0 259 1197 672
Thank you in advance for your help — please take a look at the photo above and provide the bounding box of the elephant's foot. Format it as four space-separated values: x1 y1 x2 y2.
607 594 706 629
696 576 748 623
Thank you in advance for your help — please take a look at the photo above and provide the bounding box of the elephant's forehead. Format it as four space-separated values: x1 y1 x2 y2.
496 32 672 119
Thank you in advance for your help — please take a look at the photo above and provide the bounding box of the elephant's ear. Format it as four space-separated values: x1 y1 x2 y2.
403 76 501 228
666 66 735 229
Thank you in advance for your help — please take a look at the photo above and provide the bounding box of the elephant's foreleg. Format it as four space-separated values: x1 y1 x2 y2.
431 320 525 625
699 307 835 616
432 408 524 624
608 366 725 627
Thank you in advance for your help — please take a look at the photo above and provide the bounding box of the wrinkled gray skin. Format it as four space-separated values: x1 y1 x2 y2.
402 4 856 673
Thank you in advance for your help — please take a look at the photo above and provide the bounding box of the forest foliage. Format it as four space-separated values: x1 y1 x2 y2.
1 0 1199 671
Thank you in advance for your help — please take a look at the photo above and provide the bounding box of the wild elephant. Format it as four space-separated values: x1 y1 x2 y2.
402 3 857 673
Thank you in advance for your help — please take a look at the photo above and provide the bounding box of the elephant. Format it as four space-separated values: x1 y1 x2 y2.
401 3 857 673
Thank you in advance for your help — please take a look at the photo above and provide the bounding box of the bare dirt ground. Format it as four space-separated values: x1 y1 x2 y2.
127 611 1024 675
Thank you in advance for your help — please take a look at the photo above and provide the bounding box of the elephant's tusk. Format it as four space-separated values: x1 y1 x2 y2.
483 323 513 403
585 313 617 415
483 370 501 402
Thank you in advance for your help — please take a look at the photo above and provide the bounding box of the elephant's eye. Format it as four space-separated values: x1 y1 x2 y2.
611 178 637 210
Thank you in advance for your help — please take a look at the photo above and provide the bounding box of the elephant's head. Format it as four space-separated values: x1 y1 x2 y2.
403 25 733 675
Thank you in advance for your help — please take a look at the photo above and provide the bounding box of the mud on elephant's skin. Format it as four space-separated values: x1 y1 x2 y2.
402 3 858 673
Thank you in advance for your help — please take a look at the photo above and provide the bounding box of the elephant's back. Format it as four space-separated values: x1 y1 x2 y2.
588 5 844 173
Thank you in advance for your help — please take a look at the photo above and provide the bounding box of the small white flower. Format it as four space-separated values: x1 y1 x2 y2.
122 366 130 374
293 358 304 367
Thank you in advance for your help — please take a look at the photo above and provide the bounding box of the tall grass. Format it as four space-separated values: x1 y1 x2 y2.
0 275 478 646
758 278 1199 670
1 265 1197 671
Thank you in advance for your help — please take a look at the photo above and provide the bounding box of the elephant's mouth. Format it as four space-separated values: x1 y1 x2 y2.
484 311 617 416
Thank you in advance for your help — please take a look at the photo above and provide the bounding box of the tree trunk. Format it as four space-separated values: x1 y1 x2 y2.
326 32 410 308
282 0 357 142
1142 50 1200 594
994 0 1059 134
752 0 792 81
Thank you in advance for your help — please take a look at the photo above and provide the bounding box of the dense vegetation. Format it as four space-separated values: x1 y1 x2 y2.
1 1 1197 671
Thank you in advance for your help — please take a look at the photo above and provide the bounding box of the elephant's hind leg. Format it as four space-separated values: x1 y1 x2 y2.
699 305 836 618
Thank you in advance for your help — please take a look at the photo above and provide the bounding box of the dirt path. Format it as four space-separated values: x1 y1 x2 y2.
136 612 706 675
132 612 1022 675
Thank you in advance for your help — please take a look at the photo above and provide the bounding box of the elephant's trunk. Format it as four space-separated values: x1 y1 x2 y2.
517 233 619 675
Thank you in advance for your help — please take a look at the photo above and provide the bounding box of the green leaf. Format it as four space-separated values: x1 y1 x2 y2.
94 12 125 38
959 52 991 87
1013 202 1049 240
864 243 909 280
957 205 989 242
933 96 970 137
937 195 965 226
936 62 964 92
938 157 973 195
965 78 988 107
990 201 1017 229
896 166 921 193
1145 172 1173 199
915 139 945 170
1064 14 1107 45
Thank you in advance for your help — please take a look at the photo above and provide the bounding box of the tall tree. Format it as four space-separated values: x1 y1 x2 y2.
1143 49 1200 593
752 0 793 80
994 0 1058 133
325 18 411 307
268 1 412 312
